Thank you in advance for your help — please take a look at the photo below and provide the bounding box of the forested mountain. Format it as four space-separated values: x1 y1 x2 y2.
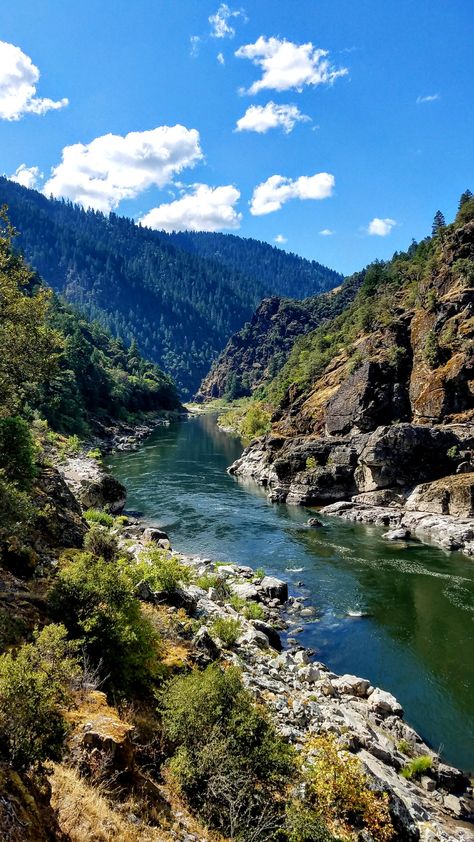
0 177 342 396
159 230 342 300
197 273 362 401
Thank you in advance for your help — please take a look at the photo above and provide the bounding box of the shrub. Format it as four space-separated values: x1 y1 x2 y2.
0 416 37 489
285 802 339 842
0 470 34 543
84 508 115 527
161 664 295 837
209 616 242 648
196 573 231 601
241 401 272 439
48 552 160 694
298 734 394 842
401 755 432 780
86 448 102 459
423 330 441 368
306 456 317 470
84 524 119 562
132 546 193 593
0 624 79 769
242 602 265 621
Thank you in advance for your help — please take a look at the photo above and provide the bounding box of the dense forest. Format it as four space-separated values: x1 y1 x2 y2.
0 178 342 397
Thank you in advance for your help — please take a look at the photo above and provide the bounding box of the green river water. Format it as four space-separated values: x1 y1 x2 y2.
106 413 474 771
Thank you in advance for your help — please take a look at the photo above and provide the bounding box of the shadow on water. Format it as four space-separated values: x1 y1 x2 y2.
106 413 474 771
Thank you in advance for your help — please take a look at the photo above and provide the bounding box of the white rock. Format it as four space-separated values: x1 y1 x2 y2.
368 687 403 717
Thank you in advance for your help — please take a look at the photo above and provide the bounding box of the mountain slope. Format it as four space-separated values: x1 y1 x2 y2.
0 178 342 396
196 273 362 401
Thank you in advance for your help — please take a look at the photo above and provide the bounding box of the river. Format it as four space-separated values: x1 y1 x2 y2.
106 413 474 771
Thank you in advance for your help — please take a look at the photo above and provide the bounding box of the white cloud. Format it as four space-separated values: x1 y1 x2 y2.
0 40 68 121
235 101 310 134
43 125 203 213
235 36 348 94
190 35 201 57
139 183 242 232
217 52 225 65
367 217 396 236
319 228 334 236
274 234 287 244
250 172 335 216
209 4 245 39
9 163 42 189
416 93 440 104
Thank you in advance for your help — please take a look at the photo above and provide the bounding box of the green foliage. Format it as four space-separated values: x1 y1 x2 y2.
285 802 340 842
84 524 119 562
130 546 193 593
401 755 432 780
196 573 231 600
447 445 459 460
254 567 266 580
423 330 441 368
242 601 265 621
455 195 474 225
161 664 295 836
209 616 242 648
86 448 102 459
397 739 413 756
84 508 115 527
0 416 37 489
432 210 446 236
0 623 79 770
48 551 160 694
0 471 34 545
306 455 317 470
386 344 407 371
1 177 341 397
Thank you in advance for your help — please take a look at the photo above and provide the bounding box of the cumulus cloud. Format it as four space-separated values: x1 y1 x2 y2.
274 234 287 244
139 183 242 232
367 217 396 236
9 163 42 189
235 101 310 134
0 40 68 121
235 36 347 94
416 93 440 104
43 125 203 213
319 228 334 236
209 4 245 39
250 172 335 216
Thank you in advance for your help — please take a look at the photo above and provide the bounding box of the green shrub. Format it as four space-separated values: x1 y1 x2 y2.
0 624 79 769
0 471 34 543
253 567 266 581
48 552 160 694
161 664 294 836
423 330 441 368
0 416 37 490
242 601 265 621
285 802 339 842
196 573 231 601
401 755 432 780
84 508 114 527
114 514 129 527
86 448 102 459
447 445 459 460
133 546 192 593
397 739 413 756
306 455 317 470
209 616 242 648
84 524 119 562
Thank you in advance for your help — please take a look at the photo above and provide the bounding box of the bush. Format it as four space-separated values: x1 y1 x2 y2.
196 573 231 600
242 601 265 621
84 524 119 562
401 755 432 780
0 416 37 489
161 664 295 837
241 401 271 439
0 624 78 769
84 508 115 527
48 552 160 694
423 330 441 368
0 471 34 543
132 546 193 593
209 616 242 648
285 802 340 842
297 734 394 842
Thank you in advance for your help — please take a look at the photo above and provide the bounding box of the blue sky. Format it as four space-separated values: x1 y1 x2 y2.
0 0 473 275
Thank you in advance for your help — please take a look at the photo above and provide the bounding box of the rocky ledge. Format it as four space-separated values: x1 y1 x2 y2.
229 422 474 556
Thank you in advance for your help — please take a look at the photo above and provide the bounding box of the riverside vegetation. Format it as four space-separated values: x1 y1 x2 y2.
0 200 473 841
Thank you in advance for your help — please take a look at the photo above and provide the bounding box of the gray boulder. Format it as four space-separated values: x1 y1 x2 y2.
259 576 288 603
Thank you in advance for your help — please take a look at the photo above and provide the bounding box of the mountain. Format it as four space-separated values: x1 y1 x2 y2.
196 273 362 401
229 195 474 521
0 177 342 397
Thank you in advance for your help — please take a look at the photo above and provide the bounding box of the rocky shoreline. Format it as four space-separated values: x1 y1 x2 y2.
229 422 474 558
55 422 474 842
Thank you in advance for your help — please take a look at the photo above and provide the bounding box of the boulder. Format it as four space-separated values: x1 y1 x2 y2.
307 516 323 527
0 765 68 842
78 473 126 514
368 688 403 718
142 526 170 543
251 620 282 651
33 466 87 549
230 581 260 601
259 576 288 603
384 527 411 541
405 473 474 517
193 626 221 662
332 674 371 698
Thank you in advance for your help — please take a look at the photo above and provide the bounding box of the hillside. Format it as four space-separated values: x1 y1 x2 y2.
0 177 342 397
197 273 362 401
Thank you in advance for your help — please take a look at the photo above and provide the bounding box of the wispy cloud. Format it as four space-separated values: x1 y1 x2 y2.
0 40 68 120
190 35 201 57
416 93 440 104
274 234 287 244
250 172 335 216
367 217 396 236
209 4 246 39
319 228 334 236
217 52 225 65
235 36 348 94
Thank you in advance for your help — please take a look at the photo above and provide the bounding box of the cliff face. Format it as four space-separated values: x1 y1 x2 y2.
196 273 362 401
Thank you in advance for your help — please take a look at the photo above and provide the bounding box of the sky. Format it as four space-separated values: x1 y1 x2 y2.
0 0 473 275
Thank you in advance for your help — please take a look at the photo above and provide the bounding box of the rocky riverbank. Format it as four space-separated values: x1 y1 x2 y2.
229 422 474 557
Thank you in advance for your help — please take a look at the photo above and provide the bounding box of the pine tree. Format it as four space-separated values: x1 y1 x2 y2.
458 190 473 210
432 210 446 236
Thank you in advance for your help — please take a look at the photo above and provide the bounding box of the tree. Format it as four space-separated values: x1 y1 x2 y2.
458 189 473 210
432 210 446 236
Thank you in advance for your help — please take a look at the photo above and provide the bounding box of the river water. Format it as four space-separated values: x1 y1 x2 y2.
106 413 474 771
